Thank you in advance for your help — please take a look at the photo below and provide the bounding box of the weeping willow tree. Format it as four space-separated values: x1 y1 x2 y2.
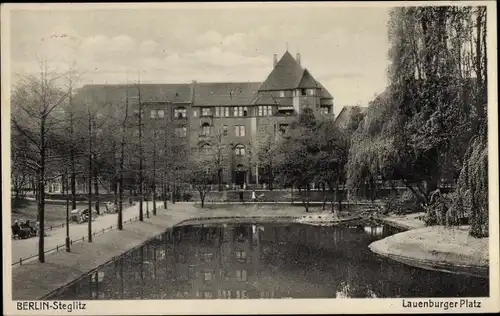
448 131 488 237
347 6 488 236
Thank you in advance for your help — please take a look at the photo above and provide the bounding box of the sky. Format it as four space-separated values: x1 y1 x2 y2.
8 3 390 115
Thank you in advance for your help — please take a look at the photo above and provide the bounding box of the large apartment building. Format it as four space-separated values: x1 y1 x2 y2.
78 51 334 187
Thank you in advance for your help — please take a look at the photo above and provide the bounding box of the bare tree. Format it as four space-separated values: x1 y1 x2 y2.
11 60 69 262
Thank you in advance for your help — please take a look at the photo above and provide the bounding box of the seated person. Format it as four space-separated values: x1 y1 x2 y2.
12 220 21 238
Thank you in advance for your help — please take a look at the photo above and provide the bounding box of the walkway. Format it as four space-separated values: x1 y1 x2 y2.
11 202 162 265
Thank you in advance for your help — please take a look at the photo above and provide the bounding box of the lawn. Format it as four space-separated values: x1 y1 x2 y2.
11 200 88 228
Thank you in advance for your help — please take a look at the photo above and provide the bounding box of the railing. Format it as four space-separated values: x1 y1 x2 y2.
11 216 140 267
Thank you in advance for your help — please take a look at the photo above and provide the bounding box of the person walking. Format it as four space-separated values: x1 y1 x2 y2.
251 190 257 202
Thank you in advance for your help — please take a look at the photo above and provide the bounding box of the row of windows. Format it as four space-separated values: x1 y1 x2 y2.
196 290 275 299
201 143 246 156
150 109 165 119
201 269 248 282
148 103 328 120
198 290 249 299
173 124 246 138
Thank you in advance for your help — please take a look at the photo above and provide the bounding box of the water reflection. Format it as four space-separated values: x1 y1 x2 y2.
47 222 488 300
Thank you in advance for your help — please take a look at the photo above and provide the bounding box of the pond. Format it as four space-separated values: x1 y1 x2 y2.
45 221 488 300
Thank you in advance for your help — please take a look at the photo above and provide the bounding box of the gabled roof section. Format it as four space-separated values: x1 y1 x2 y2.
297 69 320 89
252 92 278 105
193 82 262 106
258 51 304 91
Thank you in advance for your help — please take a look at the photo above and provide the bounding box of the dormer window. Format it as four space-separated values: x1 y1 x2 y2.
279 91 285 98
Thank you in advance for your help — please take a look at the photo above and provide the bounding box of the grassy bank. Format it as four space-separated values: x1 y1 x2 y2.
11 200 88 227
371 214 489 278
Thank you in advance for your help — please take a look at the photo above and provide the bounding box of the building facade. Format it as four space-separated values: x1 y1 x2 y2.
79 51 334 187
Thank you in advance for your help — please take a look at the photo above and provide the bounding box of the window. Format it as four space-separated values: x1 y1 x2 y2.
222 125 228 136
133 109 144 117
204 272 212 282
308 89 316 96
235 250 247 261
235 290 248 298
234 144 245 156
220 290 232 299
193 110 197 117
201 144 212 155
301 89 306 96
201 108 211 116
221 270 230 281
258 106 273 116
234 125 246 137
157 109 165 118
235 270 247 282
201 123 211 136
175 126 187 137
279 91 285 97
174 107 187 119
320 106 329 114
233 106 248 117
215 107 230 117
150 110 157 119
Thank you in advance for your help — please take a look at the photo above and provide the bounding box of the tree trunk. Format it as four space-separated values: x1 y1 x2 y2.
298 186 309 212
138 85 144 222
218 168 223 192
88 112 93 243
200 190 205 208
172 183 176 204
336 182 342 213
70 112 77 210
322 185 327 210
153 125 157 216
268 165 274 191
163 174 167 209
38 114 46 262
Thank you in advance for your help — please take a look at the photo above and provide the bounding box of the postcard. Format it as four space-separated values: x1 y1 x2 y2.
1 1 498 315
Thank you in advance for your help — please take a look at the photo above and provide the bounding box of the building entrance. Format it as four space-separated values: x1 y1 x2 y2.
234 164 247 186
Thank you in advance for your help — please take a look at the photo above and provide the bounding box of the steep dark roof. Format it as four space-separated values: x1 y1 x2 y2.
317 82 333 99
258 51 334 101
193 82 262 106
297 69 320 89
76 83 192 104
258 51 305 91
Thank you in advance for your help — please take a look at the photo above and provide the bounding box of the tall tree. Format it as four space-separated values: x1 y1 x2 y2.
257 121 279 190
275 108 320 212
11 61 69 262
348 7 488 233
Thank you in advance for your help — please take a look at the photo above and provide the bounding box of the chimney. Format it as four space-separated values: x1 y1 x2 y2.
190 80 197 103
273 54 278 67
296 53 301 66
